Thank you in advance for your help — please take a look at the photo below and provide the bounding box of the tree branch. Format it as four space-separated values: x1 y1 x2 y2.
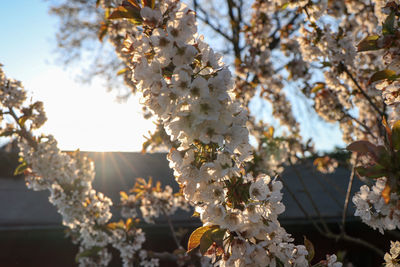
342 66 385 118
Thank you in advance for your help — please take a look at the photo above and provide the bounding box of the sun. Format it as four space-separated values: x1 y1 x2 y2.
25 67 155 152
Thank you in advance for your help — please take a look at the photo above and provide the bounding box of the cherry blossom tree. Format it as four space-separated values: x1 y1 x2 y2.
2 0 400 266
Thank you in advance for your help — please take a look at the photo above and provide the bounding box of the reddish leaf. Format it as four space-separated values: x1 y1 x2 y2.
347 140 377 154
347 141 387 164
304 236 315 263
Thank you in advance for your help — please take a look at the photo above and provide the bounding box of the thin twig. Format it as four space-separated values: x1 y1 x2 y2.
325 232 384 257
193 2 233 43
278 174 325 235
150 251 178 262
164 212 181 248
341 166 356 233
226 0 242 59
289 160 332 234
269 13 300 50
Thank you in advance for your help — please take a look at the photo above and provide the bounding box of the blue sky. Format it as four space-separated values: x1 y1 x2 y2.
0 0 155 152
0 0 345 152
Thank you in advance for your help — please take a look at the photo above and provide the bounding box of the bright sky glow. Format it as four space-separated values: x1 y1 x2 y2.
0 0 345 152
0 0 155 152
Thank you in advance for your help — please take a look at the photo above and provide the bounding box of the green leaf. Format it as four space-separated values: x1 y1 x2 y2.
392 120 400 150
199 229 214 255
355 164 388 179
108 4 142 25
117 68 129 76
75 246 103 263
320 61 332 68
304 236 315 263
210 228 226 247
368 69 398 85
311 82 325 93
18 116 29 126
280 3 289 10
14 161 28 176
191 211 200 217
383 11 396 35
357 35 380 52
187 225 217 253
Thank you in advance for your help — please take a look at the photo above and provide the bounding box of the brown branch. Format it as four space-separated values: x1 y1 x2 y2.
343 112 378 140
226 0 242 60
268 13 300 50
342 66 385 118
193 1 233 43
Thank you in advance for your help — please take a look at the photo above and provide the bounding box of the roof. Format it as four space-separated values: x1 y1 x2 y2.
0 152 363 229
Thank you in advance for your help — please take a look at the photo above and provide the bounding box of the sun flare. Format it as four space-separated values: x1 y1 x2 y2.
25 67 155 152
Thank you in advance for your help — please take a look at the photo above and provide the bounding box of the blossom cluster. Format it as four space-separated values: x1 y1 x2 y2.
0 67 46 131
242 0 301 135
351 1 400 234
0 65 160 267
373 3 400 127
111 0 326 265
120 177 190 223
353 178 400 234
384 240 400 267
